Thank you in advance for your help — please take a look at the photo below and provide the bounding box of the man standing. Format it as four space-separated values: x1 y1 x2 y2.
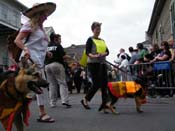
45 33 71 108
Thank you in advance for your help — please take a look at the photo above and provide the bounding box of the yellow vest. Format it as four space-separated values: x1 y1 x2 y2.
79 38 107 67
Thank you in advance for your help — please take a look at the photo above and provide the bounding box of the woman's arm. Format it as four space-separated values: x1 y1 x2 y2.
156 54 169 61
169 49 175 62
86 38 100 58
14 32 30 55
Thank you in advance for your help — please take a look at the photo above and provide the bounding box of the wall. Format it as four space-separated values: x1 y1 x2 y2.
151 0 172 45
0 0 27 65
0 36 8 66
0 0 21 30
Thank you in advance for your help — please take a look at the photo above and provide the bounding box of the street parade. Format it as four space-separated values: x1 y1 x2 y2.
0 0 175 131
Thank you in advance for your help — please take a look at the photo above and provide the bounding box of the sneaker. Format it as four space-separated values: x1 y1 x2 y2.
62 103 72 108
50 104 57 108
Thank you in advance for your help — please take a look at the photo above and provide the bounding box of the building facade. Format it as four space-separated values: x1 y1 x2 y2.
44 26 55 41
0 0 27 66
147 0 175 45
65 44 85 63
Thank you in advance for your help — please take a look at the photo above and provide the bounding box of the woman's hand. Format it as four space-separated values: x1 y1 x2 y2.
150 57 157 63
98 52 107 57
89 53 108 58
24 47 30 58
88 52 108 58
89 53 100 58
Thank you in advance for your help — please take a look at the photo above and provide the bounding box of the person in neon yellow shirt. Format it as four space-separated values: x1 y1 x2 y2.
80 22 109 112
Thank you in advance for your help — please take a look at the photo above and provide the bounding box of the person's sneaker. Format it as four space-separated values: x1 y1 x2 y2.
50 104 57 108
62 103 72 108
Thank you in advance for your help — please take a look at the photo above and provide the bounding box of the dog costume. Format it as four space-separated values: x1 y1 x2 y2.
0 79 31 131
108 81 146 104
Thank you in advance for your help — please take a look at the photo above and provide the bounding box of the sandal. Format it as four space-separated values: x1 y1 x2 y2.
37 114 55 123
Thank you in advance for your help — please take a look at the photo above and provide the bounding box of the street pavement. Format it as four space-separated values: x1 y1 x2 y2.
1 91 175 131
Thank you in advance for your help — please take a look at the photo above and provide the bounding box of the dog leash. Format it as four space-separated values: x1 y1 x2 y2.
105 60 139 79
105 60 129 74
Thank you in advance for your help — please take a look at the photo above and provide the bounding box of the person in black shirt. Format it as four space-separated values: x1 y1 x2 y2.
150 41 172 96
151 41 171 63
45 33 71 108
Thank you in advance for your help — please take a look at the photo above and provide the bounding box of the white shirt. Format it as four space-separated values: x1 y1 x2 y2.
114 52 127 64
119 59 129 69
20 21 48 68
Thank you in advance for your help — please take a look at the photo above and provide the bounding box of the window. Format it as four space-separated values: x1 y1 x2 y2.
10 10 19 27
158 24 163 42
1 4 8 21
2 52 8 66
156 30 158 40
170 1 175 38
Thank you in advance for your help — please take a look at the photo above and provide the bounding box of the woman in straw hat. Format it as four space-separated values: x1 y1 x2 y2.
15 2 56 123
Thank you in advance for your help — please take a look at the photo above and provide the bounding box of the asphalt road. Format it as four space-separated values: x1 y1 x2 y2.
1 91 175 131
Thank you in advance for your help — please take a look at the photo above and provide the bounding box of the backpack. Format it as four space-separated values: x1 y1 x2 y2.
7 30 30 62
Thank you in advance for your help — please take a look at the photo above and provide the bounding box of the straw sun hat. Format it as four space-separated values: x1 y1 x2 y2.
23 2 56 18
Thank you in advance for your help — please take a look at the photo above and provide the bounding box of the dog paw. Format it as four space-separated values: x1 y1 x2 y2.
103 109 109 114
109 106 119 115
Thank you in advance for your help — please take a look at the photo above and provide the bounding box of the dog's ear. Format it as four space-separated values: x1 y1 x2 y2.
25 64 36 75
32 72 40 77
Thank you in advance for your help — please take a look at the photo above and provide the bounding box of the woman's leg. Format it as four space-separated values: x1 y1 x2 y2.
85 63 101 101
98 64 108 111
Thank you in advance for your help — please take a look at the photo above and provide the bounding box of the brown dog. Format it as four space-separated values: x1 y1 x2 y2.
0 64 48 131
107 80 147 114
